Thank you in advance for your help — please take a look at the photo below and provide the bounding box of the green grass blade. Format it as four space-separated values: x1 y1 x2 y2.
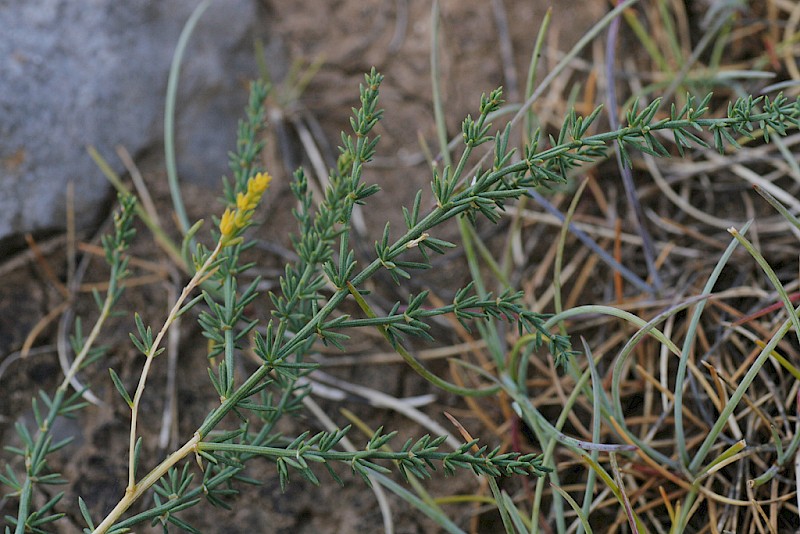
164 0 213 236
674 221 751 466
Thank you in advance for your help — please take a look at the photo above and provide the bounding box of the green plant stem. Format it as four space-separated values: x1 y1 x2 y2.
346 282 499 397
93 241 232 532
60 268 118 396
198 440 491 464
13 478 33 534
553 177 589 336
522 7 551 144
13 234 128 534
93 434 202 534
430 0 509 371
349 166 525 289
127 241 222 490
431 0 451 168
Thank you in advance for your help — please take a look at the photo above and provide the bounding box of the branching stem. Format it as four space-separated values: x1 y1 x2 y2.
127 241 221 490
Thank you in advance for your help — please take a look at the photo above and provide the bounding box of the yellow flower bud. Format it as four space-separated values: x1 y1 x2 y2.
219 208 236 237
234 210 248 228
236 192 251 212
249 172 272 195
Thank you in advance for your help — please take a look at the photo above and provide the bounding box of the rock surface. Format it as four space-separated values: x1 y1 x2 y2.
0 0 276 245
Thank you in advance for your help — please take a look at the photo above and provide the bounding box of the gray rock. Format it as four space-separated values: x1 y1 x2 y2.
0 0 278 245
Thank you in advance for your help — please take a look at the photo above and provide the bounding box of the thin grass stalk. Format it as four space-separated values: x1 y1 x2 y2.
430 0 506 368
727 228 800 345
576 338 603 534
707 17 733 75
499 489 531 533
554 177 590 337
754 184 800 234
549 301 707 466
657 0 683 69
370 471 466 534
605 2 662 292
522 7 552 145
463 222 512 289
718 222 800 483
516 386 588 534
502 7 553 278
673 223 752 467
552 483 593 534
500 7 551 283
622 8 671 74
488 476 517 534
767 132 800 180
508 332 542 392
580 454 631 517
510 365 595 533
508 369 637 534
606 295 709 467
458 218 507 366
683 316 796 517
660 2 739 104
164 0 212 238
431 0 451 169
544 306 678 350
87 146 185 269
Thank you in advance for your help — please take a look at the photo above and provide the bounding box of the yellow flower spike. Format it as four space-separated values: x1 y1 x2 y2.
219 172 273 247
